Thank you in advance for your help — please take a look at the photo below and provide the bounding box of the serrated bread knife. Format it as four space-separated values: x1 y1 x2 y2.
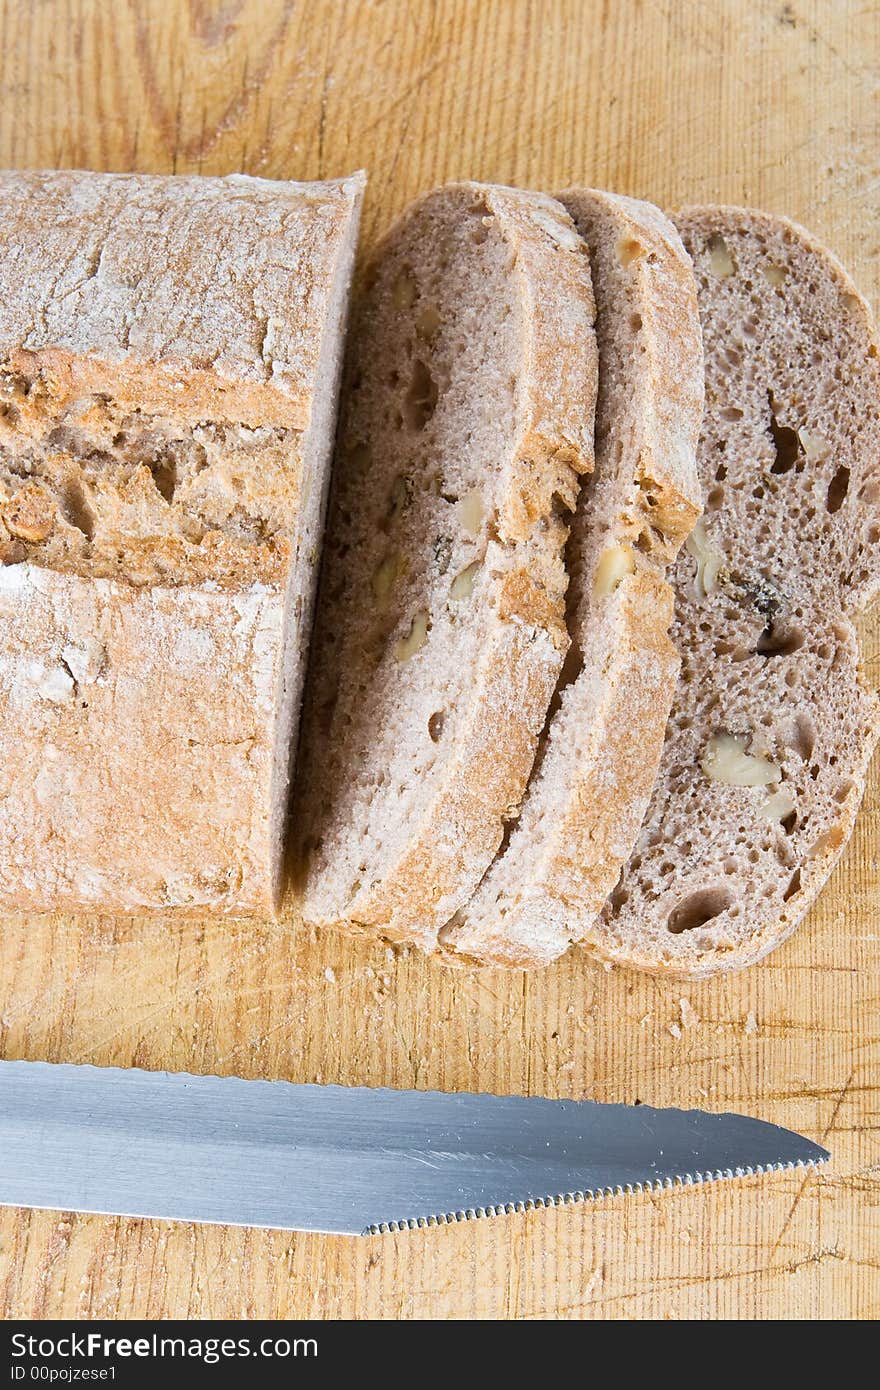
0 1061 828 1235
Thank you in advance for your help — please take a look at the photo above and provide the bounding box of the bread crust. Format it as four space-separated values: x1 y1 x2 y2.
0 171 364 425
0 565 282 914
298 183 598 947
440 190 703 967
597 206 880 977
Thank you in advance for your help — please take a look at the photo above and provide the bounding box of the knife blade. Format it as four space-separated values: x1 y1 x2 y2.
0 1060 828 1235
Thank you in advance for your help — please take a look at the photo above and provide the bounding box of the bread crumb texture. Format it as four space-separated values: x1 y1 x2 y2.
0 170 364 914
596 207 880 976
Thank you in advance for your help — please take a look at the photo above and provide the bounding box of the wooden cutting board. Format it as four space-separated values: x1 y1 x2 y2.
0 0 877 1321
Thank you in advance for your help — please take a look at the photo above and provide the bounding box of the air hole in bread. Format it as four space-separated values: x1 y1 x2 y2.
59 479 96 539
617 237 646 269
707 233 734 278
782 868 801 902
149 455 177 503
550 487 574 520
825 466 850 513
608 882 629 911
755 620 804 658
706 484 724 509
45 425 97 460
715 462 728 482
403 359 439 431
762 262 788 288
768 398 803 474
630 312 643 331
859 478 880 504
634 527 654 554
428 710 445 743
779 711 817 761
720 406 743 422
667 887 732 934
391 267 418 312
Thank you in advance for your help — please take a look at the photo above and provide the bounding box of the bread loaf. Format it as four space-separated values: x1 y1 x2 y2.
596 207 880 976
0 169 364 915
297 182 598 948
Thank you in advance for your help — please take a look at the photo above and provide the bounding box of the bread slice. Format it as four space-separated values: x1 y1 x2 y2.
296 182 598 948
0 169 363 916
595 206 880 977
440 189 704 966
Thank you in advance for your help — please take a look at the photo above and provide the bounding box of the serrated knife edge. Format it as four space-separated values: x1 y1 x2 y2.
365 1154 829 1234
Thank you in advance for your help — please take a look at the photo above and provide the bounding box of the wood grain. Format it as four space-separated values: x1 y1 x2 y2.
0 0 878 1320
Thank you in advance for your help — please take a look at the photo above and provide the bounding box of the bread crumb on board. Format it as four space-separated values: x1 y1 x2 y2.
666 998 700 1039
744 1010 759 1035
678 997 699 1029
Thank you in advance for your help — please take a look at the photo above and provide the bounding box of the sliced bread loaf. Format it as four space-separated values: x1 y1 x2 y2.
595 207 880 976
441 189 704 966
297 182 598 948
0 169 363 915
